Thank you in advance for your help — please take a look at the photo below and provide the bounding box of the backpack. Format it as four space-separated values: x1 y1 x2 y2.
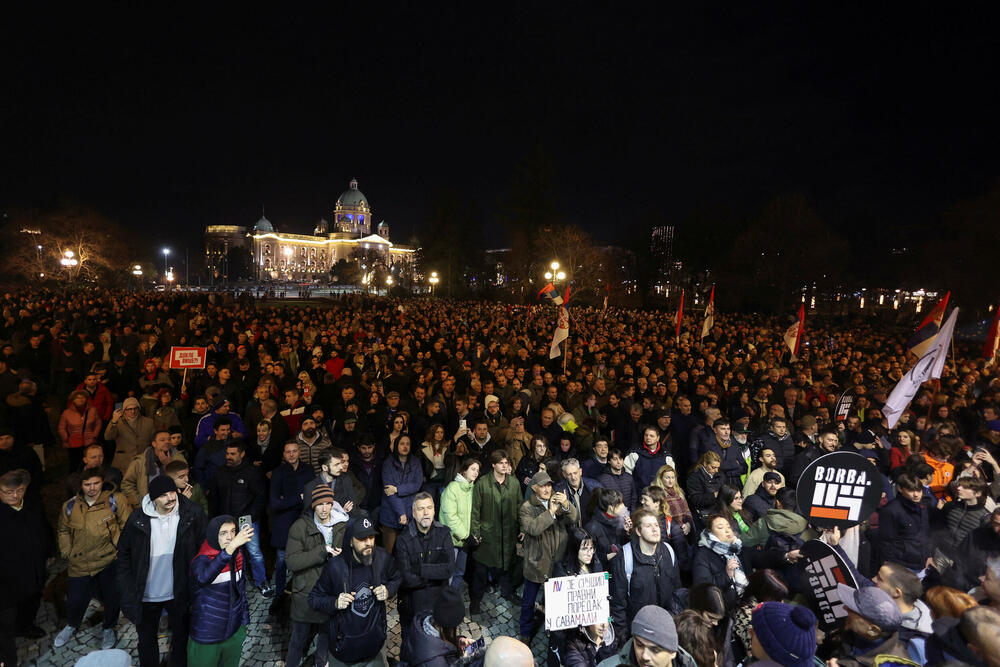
622 541 675 587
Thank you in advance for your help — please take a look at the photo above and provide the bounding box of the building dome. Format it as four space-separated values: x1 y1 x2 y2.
252 215 274 233
335 178 369 209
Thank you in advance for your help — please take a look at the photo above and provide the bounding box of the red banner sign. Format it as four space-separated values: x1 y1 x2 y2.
168 347 207 370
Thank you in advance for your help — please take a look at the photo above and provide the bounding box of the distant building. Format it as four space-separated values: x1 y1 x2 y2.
650 225 675 286
204 225 249 279
205 179 415 282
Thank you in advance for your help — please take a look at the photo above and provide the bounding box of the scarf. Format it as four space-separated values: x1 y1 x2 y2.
699 530 749 593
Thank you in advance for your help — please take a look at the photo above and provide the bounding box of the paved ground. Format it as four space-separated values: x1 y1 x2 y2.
17 577 547 666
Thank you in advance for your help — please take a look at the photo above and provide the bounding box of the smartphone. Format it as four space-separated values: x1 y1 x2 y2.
238 515 252 532
459 419 467 431
464 636 485 657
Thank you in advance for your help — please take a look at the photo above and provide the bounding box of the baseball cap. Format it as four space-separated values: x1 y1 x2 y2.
762 471 782 483
837 584 902 631
349 515 377 540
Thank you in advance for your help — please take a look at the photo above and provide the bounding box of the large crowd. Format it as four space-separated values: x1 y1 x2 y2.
1 288 999 667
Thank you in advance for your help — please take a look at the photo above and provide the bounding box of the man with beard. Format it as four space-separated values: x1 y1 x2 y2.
116 475 206 667
302 448 356 518
296 415 333 473
393 492 455 646
194 417 233 488
751 417 794 478
309 514 401 667
741 446 784 497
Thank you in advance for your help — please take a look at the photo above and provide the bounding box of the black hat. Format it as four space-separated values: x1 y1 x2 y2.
148 475 178 501
433 586 466 628
348 514 377 540
762 471 782 483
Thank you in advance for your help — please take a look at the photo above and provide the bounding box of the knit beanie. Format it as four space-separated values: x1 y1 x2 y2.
311 485 335 509
751 602 817 667
433 586 466 628
148 475 178 501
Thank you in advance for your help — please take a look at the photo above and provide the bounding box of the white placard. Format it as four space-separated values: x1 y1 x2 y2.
543 571 610 632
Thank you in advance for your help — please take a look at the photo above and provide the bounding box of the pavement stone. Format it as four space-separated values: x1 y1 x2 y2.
17 578 550 666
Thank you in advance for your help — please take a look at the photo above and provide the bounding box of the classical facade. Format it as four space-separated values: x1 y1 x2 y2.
206 179 415 282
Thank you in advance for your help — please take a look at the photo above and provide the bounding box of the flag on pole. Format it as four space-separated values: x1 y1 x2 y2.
676 289 684 342
537 282 563 306
883 308 958 428
550 305 569 358
906 291 950 356
984 306 1000 367
701 285 715 340
783 304 805 361
602 284 610 312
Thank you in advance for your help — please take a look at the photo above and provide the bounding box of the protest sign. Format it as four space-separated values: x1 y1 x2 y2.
168 347 207 370
543 571 610 632
834 388 856 422
800 539 859 633
796 451 881 530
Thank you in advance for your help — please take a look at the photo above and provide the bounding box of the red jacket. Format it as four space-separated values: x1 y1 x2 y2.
75 381 115 422
58 405 101 449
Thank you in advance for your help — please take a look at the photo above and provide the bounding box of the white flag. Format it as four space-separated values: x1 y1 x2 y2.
550 306 569 358
883 308 958 428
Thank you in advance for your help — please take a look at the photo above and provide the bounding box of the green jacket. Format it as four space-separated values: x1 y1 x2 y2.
743 508 812 548
440 475 474 547
518 493 578 583
285 513 334 624
470 472 522 569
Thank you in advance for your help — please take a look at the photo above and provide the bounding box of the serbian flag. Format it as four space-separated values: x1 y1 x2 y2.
783 304 805 361
985 306 1000 367
550 305 569 358
701 286 715 340
675 289 684 342
906 291 950 357
537 282 563 306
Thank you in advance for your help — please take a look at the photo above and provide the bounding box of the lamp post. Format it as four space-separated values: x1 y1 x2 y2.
60 250 79 279
543 260 566 283
428 271 439 296
162 248 170 275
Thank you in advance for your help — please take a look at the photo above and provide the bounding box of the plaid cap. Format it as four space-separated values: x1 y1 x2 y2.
837 584 902 631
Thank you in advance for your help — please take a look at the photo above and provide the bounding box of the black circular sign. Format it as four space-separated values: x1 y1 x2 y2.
795 451 882 530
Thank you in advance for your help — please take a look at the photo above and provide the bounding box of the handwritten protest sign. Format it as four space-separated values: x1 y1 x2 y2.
544 571 610 632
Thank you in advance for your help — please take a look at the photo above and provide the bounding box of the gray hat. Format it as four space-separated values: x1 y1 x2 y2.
631 605 678 652
837 584 902 631
530 470 553 487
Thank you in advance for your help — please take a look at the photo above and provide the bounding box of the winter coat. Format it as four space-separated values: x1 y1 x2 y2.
193 410 249 449
922 453 955 500
302 472 357 518
585 511 626 563
115 494 206 623
308 546 402 663
395 521 455 620
942 498 989 543
519 493 578 583
58 488 128 577
701 439 747 487
626 443 676 490
58 404 101 449
692 533 744 610
269 460 315 549
120 447 187 508
515 454 547 492
210 460 266 523
597 636 698 667
877 496 930 571
400 614 461 667
470 472 522 569
742 485 776 522
189 541 248 644
743 508 809 548
105 415 156 471
285 511 342 624
350 454 384 514
381 455 425 529
752 431 796 477
943 521 1000 591
609 536 684 638
599 470 638 510
295 431 333 474
563 626 617 667
0 498 53 607
686 465 723 517
439 474 474 546
555 477 601 526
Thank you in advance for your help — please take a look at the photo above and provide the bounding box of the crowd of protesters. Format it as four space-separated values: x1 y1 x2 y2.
1 288 999 667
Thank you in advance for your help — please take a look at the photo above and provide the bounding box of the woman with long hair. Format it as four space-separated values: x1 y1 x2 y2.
380 434 424 554
418 423 453 501
439 457 480 588
653 464 694 536
891 429 919 471
377 413 408 455
712 485 752 536
515 436 551 493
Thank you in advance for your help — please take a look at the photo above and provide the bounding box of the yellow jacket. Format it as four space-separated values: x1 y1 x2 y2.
58 489 129 577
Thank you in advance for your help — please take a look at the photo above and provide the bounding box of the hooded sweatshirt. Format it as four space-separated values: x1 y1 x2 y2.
142 493 179 601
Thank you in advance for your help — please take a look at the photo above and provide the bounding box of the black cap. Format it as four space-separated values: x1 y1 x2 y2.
348 515 377 540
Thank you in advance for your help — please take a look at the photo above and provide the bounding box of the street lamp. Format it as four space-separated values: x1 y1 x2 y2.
132 264 143 276
386 276 393 286
429 271 439 295
544 260 565 282
162 248 170 275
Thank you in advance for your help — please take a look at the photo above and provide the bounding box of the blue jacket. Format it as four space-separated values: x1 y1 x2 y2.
702 439 747 487
877 496 930 571
380 455 424 530
193 411 248 449
269 461 315 549
188 543 248 644
631 443 675 490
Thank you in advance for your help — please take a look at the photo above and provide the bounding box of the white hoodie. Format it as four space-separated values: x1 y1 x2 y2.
141 493 179 602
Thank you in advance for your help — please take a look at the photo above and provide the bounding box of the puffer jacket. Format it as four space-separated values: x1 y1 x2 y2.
626 442 676 490
58 404 101 450
58 488 129 577
380 454 425 530
877 495 930 571
686 465 723 518
189 540 248 644
922 453 954 500
439 474 474 546
519 493 578 583
942 498 989 543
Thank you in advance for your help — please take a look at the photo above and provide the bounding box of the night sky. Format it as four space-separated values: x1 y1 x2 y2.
3 5 999 254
